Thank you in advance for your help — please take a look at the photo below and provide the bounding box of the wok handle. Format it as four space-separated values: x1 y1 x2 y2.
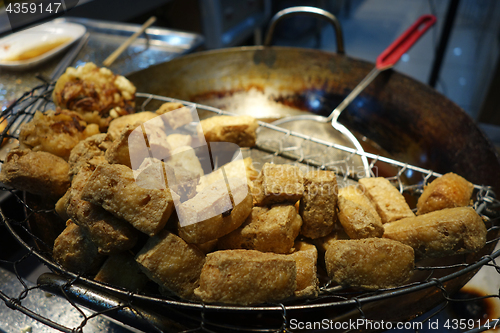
263 6 345 54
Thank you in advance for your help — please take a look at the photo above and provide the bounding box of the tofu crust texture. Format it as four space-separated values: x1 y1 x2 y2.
325 238 415 290
416 172 474 215
81 164 175 236
299 170 338 239
252 163 304 206
359 177 414 223
383 207 487 259
194 249 296 305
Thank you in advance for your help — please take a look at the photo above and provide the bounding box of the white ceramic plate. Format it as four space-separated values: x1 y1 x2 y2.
0 21 86 70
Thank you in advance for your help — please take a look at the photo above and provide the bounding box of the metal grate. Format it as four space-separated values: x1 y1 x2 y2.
0 86 500 332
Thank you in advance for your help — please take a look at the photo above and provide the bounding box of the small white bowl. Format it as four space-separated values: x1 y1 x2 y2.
0 21 86 70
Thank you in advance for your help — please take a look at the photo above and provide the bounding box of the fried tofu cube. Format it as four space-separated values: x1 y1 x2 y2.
312 228 350 260
383 207 487 259
165 146 204 179
252 163 304 206
337 186 384 239
19 109 100 161
106 125 171 169
81 164 175 236
156 102 184 114
66 198 138 255
197 157 258 192
68 133 112 178
177 178 253 244
325 238 414 290
157 106 193 130
135 230 206 299
416 172 474 215
289 242 319 297
194 249 296 305
94 252 150 292
0 149 70 199
107 111 158 140
198 115 258 147
218 204 302 254
53 220 105 274
359 177 414 223
299 170 338 239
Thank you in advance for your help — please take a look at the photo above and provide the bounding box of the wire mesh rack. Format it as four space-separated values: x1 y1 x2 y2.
1 84 500 333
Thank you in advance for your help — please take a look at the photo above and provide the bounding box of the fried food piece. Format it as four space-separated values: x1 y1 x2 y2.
194 249 296 305
53 220 105 274
94 252 149 292
134 157 198 201
359 177 414 223
166 134 192 149
218 204 302 254
195 239 218 254
299 170 338 239
325 238 414 290
177 178 253 244
252 163 304 206
198 115 258 147
337 186 384 239
81 164 175 236
68 133 112 178
416 172 474 215
157 105 193 130
19 109 100 160
156 102 184 114
53 63 136 130
0 149 70 199
66 199 138 255
383 207 487 259
55 190 71 221
165 146 204 179
197 157 258 192
289 242 319 297
136 230 205 299
107 111 158 140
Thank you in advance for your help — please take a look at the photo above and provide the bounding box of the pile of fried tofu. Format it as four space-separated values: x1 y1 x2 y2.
0 63 488 306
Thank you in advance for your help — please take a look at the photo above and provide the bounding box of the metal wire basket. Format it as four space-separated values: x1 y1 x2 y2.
1 84 500 333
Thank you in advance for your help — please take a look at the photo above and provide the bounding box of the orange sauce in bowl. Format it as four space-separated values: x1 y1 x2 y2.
3 37 71 62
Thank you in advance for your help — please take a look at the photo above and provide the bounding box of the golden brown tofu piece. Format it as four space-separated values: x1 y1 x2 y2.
194 249 296 305
0 149 70 199
156 102 184 114
383 207 487 259
289 242 319 297
53 63 136 130
136 230 205 299
55 190 71 221
416 172 474 215
325 238 414 290
19 109 100 161
66 198 138 255
94 252 149 292
177 178 253 244
299 170 338 239
195 239 218 254
312 228 350 259
218 204 302 254
198 115 259 147
53 220 105 274
197 157 257 192
81 164 175 236
359 177 414 223
252 163 304 206
68 133 112 178
337 186 384 239
107 111 158 140
157 105 193 130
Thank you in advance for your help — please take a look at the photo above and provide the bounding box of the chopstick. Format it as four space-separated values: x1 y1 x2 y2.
102 16 157 67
